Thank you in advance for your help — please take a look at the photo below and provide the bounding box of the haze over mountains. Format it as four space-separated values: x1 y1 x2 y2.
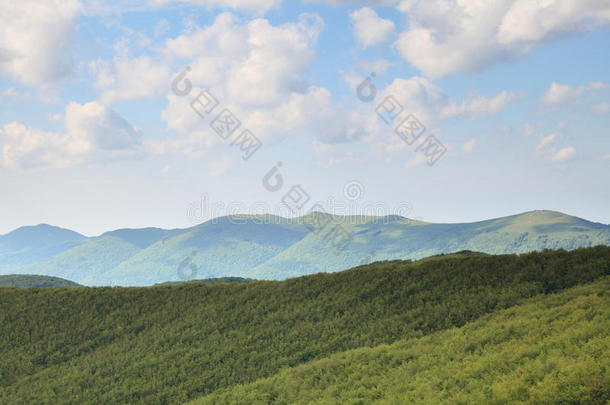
1 210 609 286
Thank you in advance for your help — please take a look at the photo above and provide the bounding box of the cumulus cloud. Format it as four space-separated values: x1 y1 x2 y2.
0 0 81 87
150 0 281 14
541 81 609 104
156 13 327 153
93 55 172 103
319 75 515 145
462 138 476 153
395 0 610 78
0 102 143 169
382 77 517 123
350 7 396 47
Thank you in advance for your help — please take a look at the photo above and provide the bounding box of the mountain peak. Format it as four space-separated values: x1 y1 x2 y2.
3 224 86 239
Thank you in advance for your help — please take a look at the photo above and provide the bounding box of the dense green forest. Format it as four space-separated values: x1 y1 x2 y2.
0 246 609 404
192 277 610 404
0 274 81 288
153 277 254 286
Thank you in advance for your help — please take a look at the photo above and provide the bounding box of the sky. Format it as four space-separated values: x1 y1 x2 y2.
0 0 609 236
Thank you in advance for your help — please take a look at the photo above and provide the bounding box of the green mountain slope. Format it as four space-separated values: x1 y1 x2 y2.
0 275 81 288
86 216 311 285
248 210 610 279
0 247 608 404
15 228 179 284
192 276 610 405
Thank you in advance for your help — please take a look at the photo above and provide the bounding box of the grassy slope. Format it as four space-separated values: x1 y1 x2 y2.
15 235 142 284
0 247 609 404
93 217 311 286
0 275 81 288
192 277 610 405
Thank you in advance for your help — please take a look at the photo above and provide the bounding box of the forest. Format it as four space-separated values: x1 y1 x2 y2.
0 246 609 404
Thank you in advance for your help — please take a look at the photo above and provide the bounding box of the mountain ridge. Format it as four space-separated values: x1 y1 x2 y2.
2 210 609 286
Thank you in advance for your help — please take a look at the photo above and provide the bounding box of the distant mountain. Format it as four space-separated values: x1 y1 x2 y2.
0 274 81 288
16 228 180 283
0 224 86 272
246 210 610 279
1 210 609 286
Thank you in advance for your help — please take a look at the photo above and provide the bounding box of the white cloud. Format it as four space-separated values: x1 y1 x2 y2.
307 0 397 5
542 81 609 104
535 133 575 162
318 75 516 145
150 0 282 14
350 7 396 47
93 55 172 103
0 0 82 87
404 153 426 169
359 58 393 74
323 151 364 167
536 134 558 152
395 0 610 78
208 155 235 176
1 87 32 100
462 138 476 153
522 123 537 137
158 13 326 153
442 91 518 118
160 164 179 173
383 77 516 123
551 146 576 161
593 102 609 113
0 102 143 169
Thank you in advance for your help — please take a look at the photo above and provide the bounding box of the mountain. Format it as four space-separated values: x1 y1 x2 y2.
0 247 608 404
248 209 610 279
1 210 609 286
14 228 180 284
0 274 81 288
0 224 86 272
83 215 311 285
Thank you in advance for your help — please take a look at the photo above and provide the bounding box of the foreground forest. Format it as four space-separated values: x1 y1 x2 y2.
0 247 609 404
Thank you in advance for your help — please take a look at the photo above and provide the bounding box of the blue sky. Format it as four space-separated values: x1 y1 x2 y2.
0 0 609 236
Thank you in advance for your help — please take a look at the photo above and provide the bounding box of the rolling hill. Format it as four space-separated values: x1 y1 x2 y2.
0 224 86 272
191 276 610 405
0 275 81 288
1 210 609 286
0 247 608 404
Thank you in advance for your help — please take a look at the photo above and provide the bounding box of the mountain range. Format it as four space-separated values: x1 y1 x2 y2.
1 210 609 286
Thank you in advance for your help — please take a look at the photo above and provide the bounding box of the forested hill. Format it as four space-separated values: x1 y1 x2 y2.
0 246 609 404
0 274 81 288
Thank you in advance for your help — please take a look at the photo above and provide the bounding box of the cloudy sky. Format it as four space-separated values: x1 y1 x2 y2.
1 0 609 235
